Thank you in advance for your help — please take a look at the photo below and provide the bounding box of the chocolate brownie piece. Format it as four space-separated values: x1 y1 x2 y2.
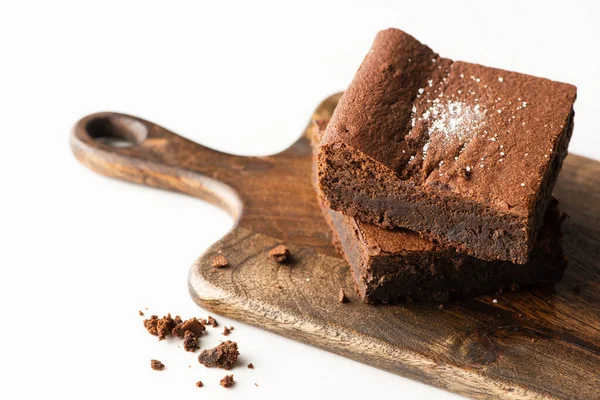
198 341 239 370
220 374 234 388
150 359 165 371
212 254 228 268
172 317 205 338
317 28 576 264
269 244 290 263
321 199 567 303
183 331 198 352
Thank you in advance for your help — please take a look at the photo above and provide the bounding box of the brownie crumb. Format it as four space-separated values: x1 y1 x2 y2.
139 310 144 316
172 317 206 338
157 314 176 340
183 331 198 352
207 316 218 328
220 374 234 388
198 341 239 370
195 381 203 388
143 315 159 336
338 288 349 303
247 363 254 369
212 254 229 268
150 359 165 371
269 244 290 263
222 326 235 336
438 304 444 310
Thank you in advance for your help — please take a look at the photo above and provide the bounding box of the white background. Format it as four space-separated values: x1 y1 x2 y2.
1 1 598 399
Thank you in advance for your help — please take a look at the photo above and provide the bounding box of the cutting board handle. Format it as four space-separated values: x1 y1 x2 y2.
70 112 245 219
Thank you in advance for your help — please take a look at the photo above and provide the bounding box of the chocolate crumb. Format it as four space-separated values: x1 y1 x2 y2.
195 381 203 388
269 244 290 263
172 317 206 338
223 326 231 336
220 374 234 388
143 315 159 336
212 254 229 268
255 383 259 387
139 310 144 316
510 283 519 292
247 363 254 369
157 314 176 340
198 341 239 370
150 359 165 371
183 331 198 352
438 304 444 310
338 288 349 303
207 316 218 328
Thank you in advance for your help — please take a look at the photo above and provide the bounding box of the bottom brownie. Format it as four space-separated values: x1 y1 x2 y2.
321 199 567 303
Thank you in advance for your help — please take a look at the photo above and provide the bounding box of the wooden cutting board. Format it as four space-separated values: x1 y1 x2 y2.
71 93 600 400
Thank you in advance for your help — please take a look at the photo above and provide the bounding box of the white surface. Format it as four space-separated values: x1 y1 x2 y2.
0 1 598 399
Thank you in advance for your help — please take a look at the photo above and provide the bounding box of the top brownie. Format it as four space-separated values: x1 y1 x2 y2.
317 28 576 263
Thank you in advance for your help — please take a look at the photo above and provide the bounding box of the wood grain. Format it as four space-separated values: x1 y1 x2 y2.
71 93 600 400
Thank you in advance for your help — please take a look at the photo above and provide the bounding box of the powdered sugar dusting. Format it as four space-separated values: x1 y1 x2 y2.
416 100 487 157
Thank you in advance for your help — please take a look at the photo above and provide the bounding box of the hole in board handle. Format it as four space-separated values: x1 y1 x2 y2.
85 115 148 148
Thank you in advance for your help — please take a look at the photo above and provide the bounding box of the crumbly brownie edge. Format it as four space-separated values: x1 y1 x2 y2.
525 110 574 255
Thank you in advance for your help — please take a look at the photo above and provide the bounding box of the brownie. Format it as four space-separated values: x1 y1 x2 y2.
212 254 229 268
198 341 239 370
322 199 567 303
183 331 198 352
150 359 165 371
207 316 218 328
220 374 234 388
269 244 290 263
311 119 567 303
172 317 206 338
317 28 576 264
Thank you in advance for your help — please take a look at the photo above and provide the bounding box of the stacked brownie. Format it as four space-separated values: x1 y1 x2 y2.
314 28 576 303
